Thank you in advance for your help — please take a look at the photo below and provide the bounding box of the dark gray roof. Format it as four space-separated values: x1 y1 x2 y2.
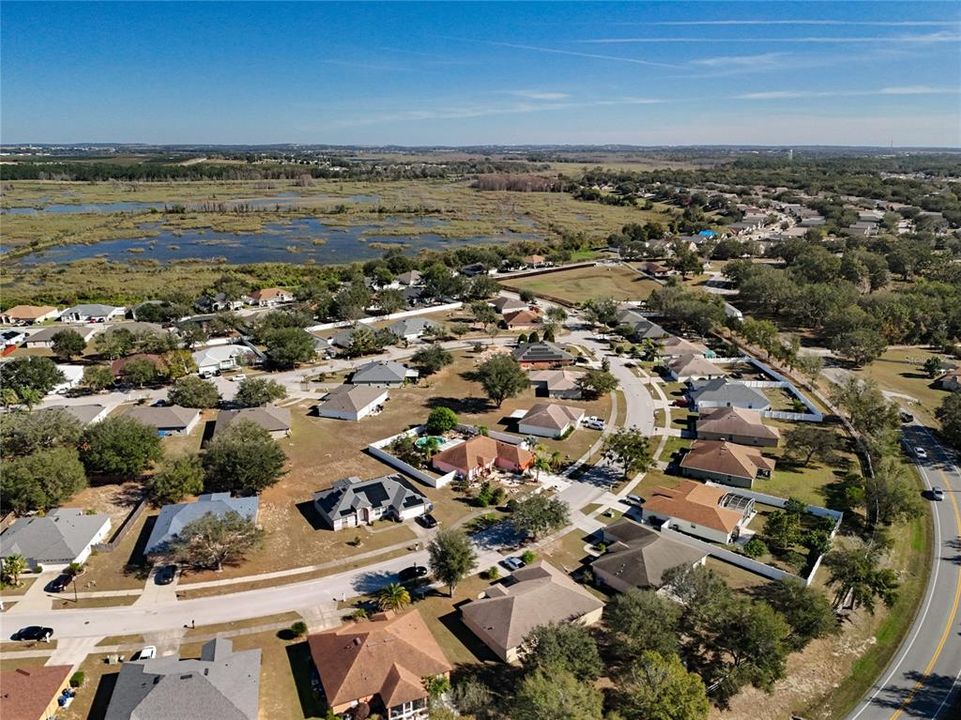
213 407 291 437
145 493 259 555
124 405 200 431
314 475 429 522
387 317 435 338
26 325 100 343
0 509 110 563
513 342 574 364
61 303 122 317
594 521 706 589
56 403 108 426
104 638 260 720
689 379 770 409
351 360 414 385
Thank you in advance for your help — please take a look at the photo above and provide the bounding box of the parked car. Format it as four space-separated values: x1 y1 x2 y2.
398 565 429 583
416 514 438 529
500 556 525 571
624 494 643 506
45 575 71 593
914 447 928 461
931 487 945 501
12 626 53 642
135 646 157 660
673 398 689 407
154 564 177 585
900 410 915 423
583 416 606 430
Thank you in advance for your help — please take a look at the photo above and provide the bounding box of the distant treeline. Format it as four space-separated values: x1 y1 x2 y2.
473 173 568 192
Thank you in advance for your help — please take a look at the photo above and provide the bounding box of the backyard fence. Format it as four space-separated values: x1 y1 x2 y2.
305 301 464 333
91 499 148 553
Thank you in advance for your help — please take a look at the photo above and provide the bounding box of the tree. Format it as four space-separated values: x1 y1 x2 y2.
0 408 83 457
824 542 899 613
377 288 405 315
830 377 901 453
376 582 411 611
94 328 134 359
474 355 528 407
50 329 87 360
426 406 458 434
147 453 205 505
582 296 619 329
510 493 570 540
832 328 887 367
937 393 961 450
161 349 197 380
168 376 221 408
0 356 65 398
410 344 453 377
602 428 653 479
784 426 839 466
763 578 838 650
469 301 498 334
546 306 568 324
575 368 619 399
203 419 286 496
264 327 315 368
234 377 287 407
604 589 681 659
81 416 163 477
169 510 264 571
451 678 492 719
520 622 602 681
615 651 710 720
2 554 27 586
121 357 160 387
761 510 803 554
922 356 944 379
1 447 88 513
795 353 823 387
82 364 115 392
512 666 604 720
427 528 477 596
860 456 923 526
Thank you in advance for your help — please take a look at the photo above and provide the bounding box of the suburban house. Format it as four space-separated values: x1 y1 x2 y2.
0 509 111 572
432 435 534 480
104 638 260 720
460 562 604 663
688 379 771 411
330 326 362 349
308 332 335 358
395 270 423 287
59 303 125 323
591 519 707 593
638 261 675 278
502 308 542 330
313 474 431 530
937 368 961 393
244 287 294 307
0 329 27 348
212 406 291 439
491 295 529 315
52 364 85 394
0 305 59 325
316 384 389 422
351 360 418 387
308 610 451 720
679 440 776 489
528 369 582 399
192 344 254 376
124 405 202 436
513 341 575 368
0 665 73 720
642 480 755 544
24 324 100 348
659 336 709 358
517 402 585 438
56 403 110 426
620 315 667 340
387 317 435 342
696 406 780 447
666 354 725 383
460 262 491 277
145 493 259 556
110 353 166 378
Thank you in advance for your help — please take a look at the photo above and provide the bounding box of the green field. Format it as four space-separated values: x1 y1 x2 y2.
500 264 661 305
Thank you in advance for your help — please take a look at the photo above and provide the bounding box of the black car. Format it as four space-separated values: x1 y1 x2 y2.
13 626 53 642
900 411 915 423
45 575 71 593
154 564 177 585
417 513 438 529
398 565 429 583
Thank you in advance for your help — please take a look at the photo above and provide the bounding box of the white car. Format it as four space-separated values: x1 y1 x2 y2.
582 416 605 430
135 646 157 660
914 447 928 461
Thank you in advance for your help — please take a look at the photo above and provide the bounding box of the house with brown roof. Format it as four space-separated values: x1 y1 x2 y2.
0 665 73 720
679 440 776 489
502 308 542 330
308 610 451 720
460 562 604 663
642 480 755 544
517 402 585 439
431 435 533 480
528 369 582 399
522 254 549 268
212 406 291 439
666 353 725 383
110 353 166 378
123 405 202 437
639 261 675 278
0 305 59 326
490 295 529 315
244 287 294 307
659 336 709 358
591 520 707 593
696 406 780 447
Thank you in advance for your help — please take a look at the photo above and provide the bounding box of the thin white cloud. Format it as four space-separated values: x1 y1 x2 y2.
487 41 683 69
583 32 961 44
737 86 960 100
507 90 572 101
689 52 786 68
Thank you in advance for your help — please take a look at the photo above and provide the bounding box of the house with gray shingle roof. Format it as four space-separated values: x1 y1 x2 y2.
315 384 388 421
123 405 202 436
212 406 291 440
513 342 575 368
54 403 110 426
0 509 111 571
59 304 125 323
351 360 418 387
25 324 101 348
387 317 436 342
104 638 260 720
145 493 259 557
689 379 771 411
313 475 432 531
591 520 707 593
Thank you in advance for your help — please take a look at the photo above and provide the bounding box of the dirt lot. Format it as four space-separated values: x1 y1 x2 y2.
500 264 660 305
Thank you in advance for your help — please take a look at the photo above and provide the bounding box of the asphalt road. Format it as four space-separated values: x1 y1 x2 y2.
845 422 961 720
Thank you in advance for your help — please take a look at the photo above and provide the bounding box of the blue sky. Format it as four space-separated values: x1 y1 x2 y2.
3 1 960 146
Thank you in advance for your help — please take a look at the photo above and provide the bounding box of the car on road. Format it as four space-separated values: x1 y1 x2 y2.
154 564 177 585
931 487 945 501
623 494 643 506
500 556 525 571
398 565 429 583
416 513 439 529
900 410 914 423
583 416 605 430
45 574 71 593
914 447 928 461
12 626 53 642
135 646 157 660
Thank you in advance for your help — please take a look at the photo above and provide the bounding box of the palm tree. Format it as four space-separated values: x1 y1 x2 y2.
533 453 553 482
420 436 442 467
3 554 27 587
377 582 411 612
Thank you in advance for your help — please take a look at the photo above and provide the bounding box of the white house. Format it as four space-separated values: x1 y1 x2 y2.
59 304 125 323
52 364 85 395
642 480 755 545
0 509 111 572
517 403 585 439
313 474 431 530
192 344 254 377
0 329 27 348
315 385 388 422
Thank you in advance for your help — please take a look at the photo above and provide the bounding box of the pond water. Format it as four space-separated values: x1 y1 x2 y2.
2 201 170 215
13 217 538 266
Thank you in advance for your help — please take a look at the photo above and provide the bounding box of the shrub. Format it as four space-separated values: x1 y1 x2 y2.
290 620 308 637
743 536 767 558
486 566 501 581
349 608 369 622
69 671 85 688
520 550 536 565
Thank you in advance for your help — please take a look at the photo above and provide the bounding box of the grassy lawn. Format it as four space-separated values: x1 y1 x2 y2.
183 611 302 640
58 653 119 720
53 595 138 609
855 347 952 424
659 436 691 463
412 576 503 666
76 509 156 591
0 655 48 671
538 529 596 575
500 264 660 305
705 558 769 591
